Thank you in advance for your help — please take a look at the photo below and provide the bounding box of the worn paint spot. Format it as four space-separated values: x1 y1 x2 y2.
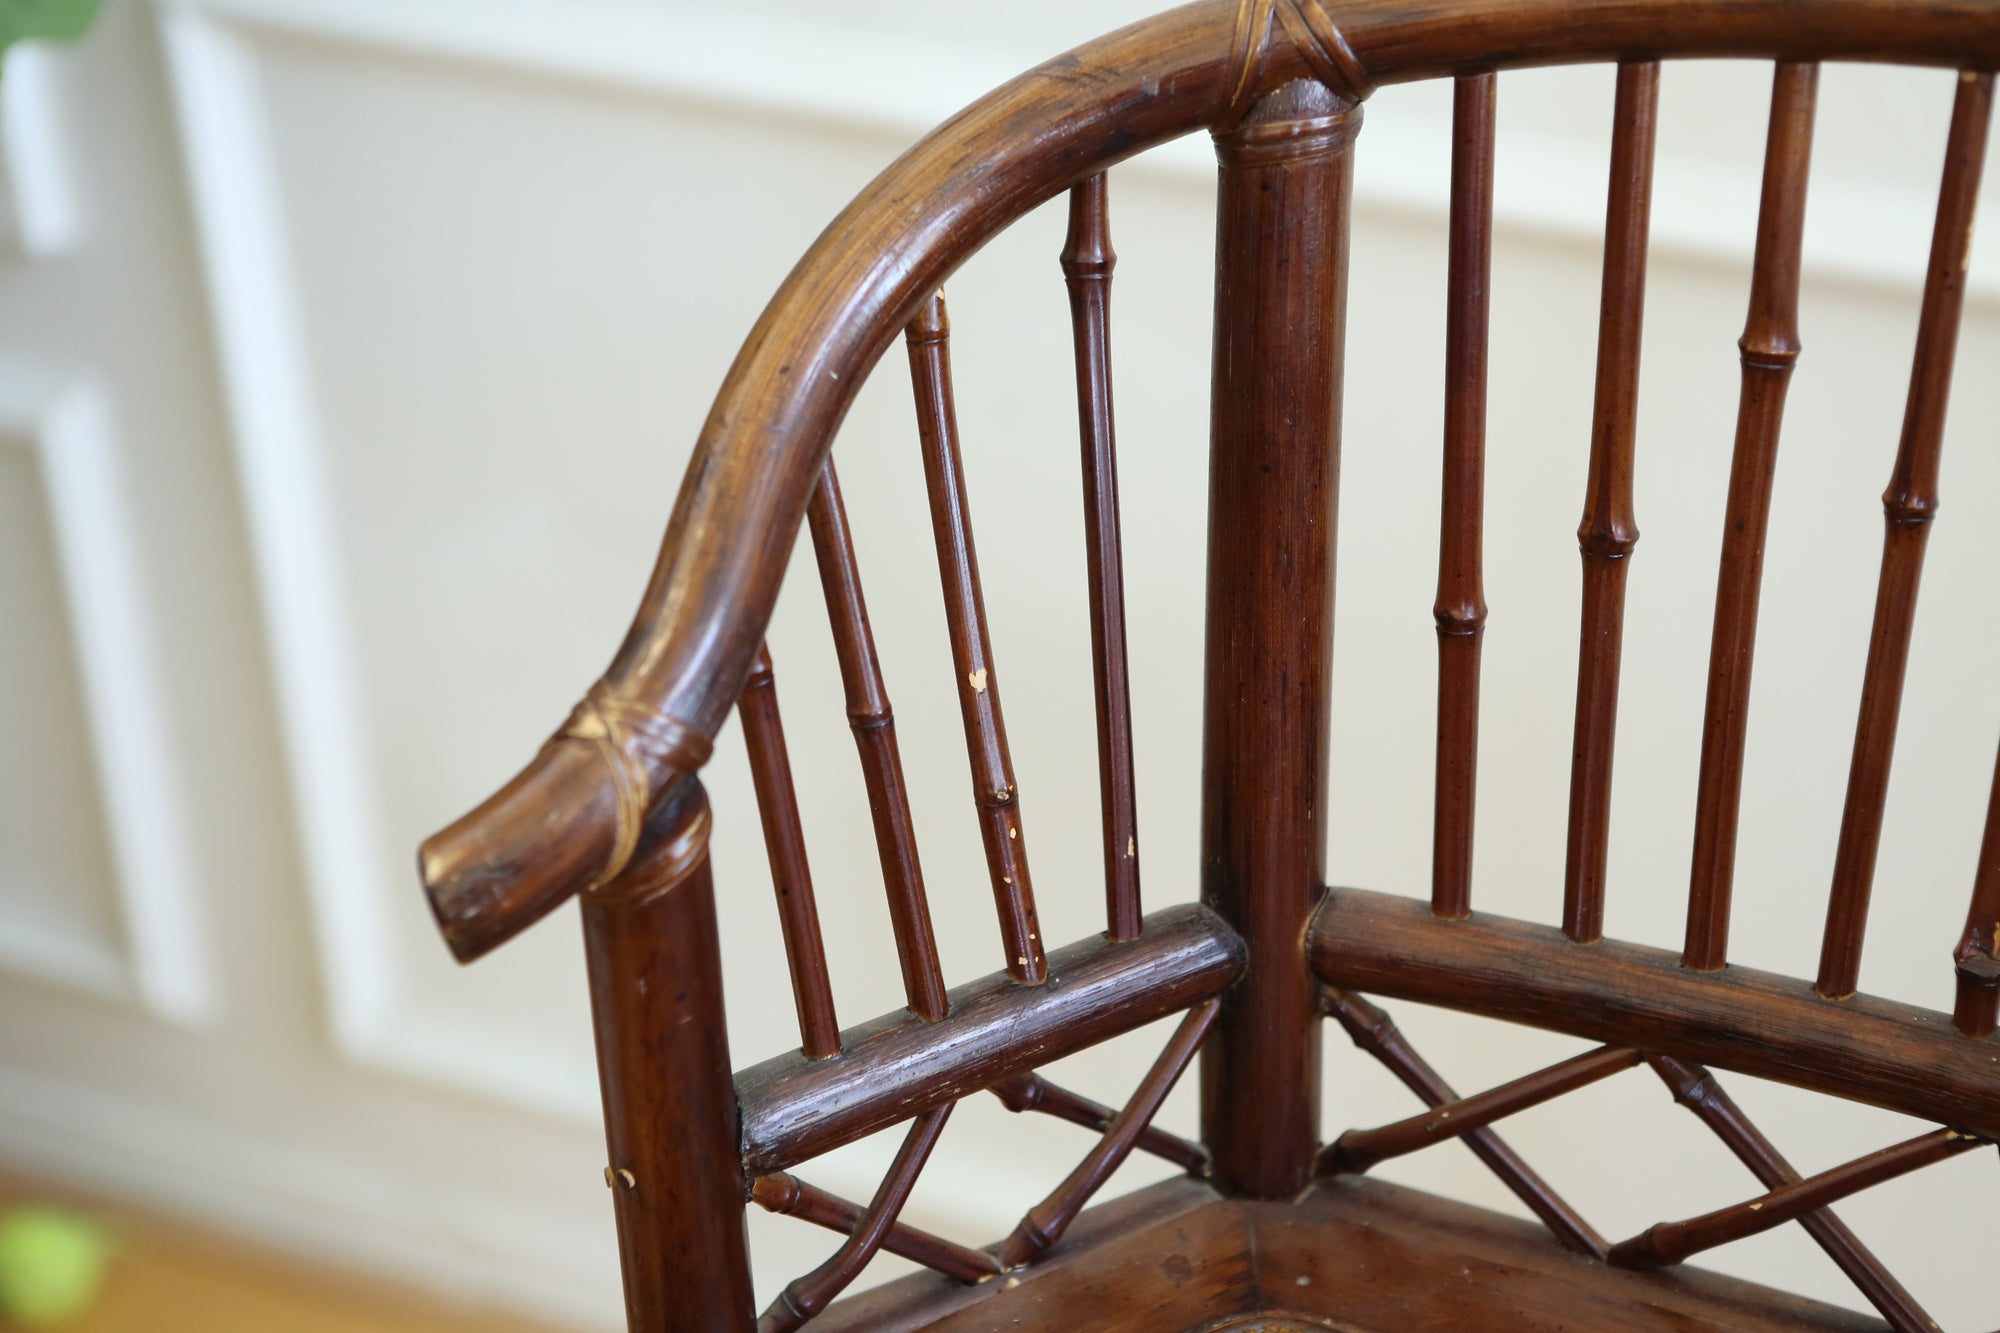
1009 826 1018 840
1161 1254 1193 1281
969 668 988 692
1127 837 1136 857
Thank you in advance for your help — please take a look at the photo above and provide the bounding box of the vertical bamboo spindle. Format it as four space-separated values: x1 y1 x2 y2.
1952 738 2000 1035
738 645 841 1059
1819 71 1994 1000
806 460 949 1021
908 293 1047 984
1683 63 1819 972
1063 173 1144 942
1201 79 1359 1200
1432 73 1496 921
582 781 755 1333
1563 62 1659 944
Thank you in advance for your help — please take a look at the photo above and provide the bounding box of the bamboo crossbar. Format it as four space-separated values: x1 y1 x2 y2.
1955 738 2000 1037
990 1071 1209 1175
1684 61 1819 972
1323 988 1606 1258
751 1170 1000 1285
1062 173 1144 943
758 1105 953 1333
737 903 1245 1174
1432 72 1496 922
1564 60 1659 944
1646 1056 1936 1333
807 459 949 1022
907 291 1047 984
1310 887 2000 1139
1819 70 1995 1000
1607 1126 1985 1270
739 645 841 1059
1320 1044 1640 1177
999 999 1218 1268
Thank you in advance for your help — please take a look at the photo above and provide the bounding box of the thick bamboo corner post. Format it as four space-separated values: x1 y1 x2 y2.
582 779 754 1333
1199 77 1359 1199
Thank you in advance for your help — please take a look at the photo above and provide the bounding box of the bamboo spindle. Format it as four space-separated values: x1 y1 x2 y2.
1819 71 1994 999
998 998 1218 1269
750 1171 1000 1285
1564 61 1659 944
1063 173 1144 942
907 293 1047 984
1684 62 1819 972
990 1071 1209 1175
1432 73 1497 921
739 645 841 1059
758 1104 953 1333
1608 1126 1984 1270
1645 1056 1936 1333
807 459 949 1021
1323 989 1606 1258
1320 1045 1640 1177
1953 737 2000 1035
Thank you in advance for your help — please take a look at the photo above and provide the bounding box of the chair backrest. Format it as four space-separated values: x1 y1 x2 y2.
417 3 2000 1329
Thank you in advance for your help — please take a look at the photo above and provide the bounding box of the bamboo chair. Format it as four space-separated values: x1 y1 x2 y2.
418 1 2000 1328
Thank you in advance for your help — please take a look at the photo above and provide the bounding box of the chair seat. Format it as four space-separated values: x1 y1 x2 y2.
818 1176 1887 1333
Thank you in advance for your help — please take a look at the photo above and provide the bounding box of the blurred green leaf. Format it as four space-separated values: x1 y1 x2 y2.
0 0 101 51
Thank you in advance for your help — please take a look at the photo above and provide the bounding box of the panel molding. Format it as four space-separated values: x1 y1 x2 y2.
0 43 82 259
0 363 211 1024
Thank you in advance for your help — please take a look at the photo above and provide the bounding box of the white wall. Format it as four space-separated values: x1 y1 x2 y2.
1 1 1996 1327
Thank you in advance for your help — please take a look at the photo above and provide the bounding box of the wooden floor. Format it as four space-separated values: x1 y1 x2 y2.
0 1172 576 1333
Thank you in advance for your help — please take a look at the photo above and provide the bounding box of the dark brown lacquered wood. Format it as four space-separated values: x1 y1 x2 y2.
1312 887 2000 1139
990 1071 1210 1175
1683 62 1818 973
907 292 1047 984
806 460 948 1022
1063 173 1144 943
1432 72 1496 922
422 1 2000 966
1000 999 1218 1268
1564 60 1658 945
759 1105 954 1333
738 903 1244 1174
738 644 840 1059
1608 1127 1985 1270
1321 1045 1640 1177
1200 78 1357 1203
750 1171 1001 1285
1323 989 1606 1257
1955 739 2000 1036
1645 1056 1936 1333
581 783 753 1333
1820 70 1995 1000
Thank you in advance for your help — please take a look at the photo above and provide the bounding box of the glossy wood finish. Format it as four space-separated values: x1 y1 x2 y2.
989 1071 1210 1175
1323 988 1606 1257
1646 1055 1936 1332
807 461 949 1022
1683 62 1818 972
1312 886 2000 1139
1820 69 1996 999
1956 738 2000 1036
813 1175 1891 1333
737 903 1243 1174
1321 1045 1640 1177
907 293 1046 984
999 998 1217 1267
739 645 841 1059
1563 60 1657 945
749 1171 1001 1285
1062 174 1144 943
1431 72 1496 922
580 783 752 1333
1199 77 1357 1201
421 0 2000 966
